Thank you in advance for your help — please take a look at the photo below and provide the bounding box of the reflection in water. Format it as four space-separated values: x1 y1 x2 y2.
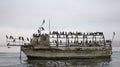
25 58 111 67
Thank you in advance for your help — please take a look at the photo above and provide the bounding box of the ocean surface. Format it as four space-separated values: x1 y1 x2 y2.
0 47 120 67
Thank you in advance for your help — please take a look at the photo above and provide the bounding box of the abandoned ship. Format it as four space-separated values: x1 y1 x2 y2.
6 20 114 59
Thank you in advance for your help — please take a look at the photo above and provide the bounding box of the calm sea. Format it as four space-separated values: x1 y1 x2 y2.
0 47 120 67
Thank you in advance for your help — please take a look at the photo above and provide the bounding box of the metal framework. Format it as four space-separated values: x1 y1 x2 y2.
49 31 106 47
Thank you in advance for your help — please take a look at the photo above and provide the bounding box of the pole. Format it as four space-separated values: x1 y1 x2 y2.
49 17 51 34
111 32 115 44
20 46 22 63
57 34 58 47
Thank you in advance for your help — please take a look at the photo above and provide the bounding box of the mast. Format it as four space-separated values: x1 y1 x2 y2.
49 17 51 34
49 17 51 47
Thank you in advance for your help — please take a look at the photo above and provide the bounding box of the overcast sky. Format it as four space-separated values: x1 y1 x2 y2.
0 0 120 46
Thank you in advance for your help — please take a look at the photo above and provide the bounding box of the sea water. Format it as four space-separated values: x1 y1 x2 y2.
0 47 120 67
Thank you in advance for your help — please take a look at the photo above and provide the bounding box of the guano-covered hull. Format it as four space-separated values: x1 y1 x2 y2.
21 46 112 59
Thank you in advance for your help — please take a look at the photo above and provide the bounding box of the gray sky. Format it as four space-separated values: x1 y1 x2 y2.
0 0 120 46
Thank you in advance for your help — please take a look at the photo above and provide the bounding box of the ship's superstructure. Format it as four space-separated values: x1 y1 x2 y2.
29 31 111 47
